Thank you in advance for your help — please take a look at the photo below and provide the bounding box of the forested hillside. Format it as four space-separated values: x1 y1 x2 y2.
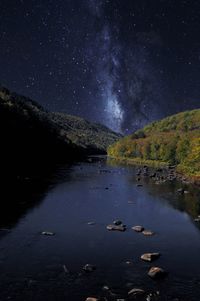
108 109 200 180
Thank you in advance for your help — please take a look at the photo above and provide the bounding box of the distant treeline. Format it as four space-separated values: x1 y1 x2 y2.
108 109 200 179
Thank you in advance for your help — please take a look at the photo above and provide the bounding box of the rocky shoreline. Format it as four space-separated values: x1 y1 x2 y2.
108 156 200 187
136 164 200 188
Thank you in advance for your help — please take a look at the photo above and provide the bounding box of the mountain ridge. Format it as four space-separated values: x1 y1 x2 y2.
0 86 121 174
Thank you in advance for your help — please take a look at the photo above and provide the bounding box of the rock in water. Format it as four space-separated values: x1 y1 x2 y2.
102 285 110 291
83 264 96 272
41 231 55 236
87 221 96 225
141 253 160 262
113 220 123 225
148 267 167 279
128 288 145 297
132 225 144 232
177 188 184 194
125 260 133 265
106 224 126 232
142 230 154 236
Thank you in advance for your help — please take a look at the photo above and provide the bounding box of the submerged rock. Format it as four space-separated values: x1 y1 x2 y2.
87 221 96 225
41 231 55 236
148 266 167 279
128 288 145 297
132 225 144 232
106 224 126 232
85 298 98 301
126 282 134 288
83 264 96 272
141 253 160 262
63 264 70 274
142 230 154 236
125 260 133 265
102 285 110 291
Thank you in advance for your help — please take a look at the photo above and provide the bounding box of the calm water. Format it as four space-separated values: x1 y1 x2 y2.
0 156 200 301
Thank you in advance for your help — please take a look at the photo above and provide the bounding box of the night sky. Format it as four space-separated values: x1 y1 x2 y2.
0 0 200 133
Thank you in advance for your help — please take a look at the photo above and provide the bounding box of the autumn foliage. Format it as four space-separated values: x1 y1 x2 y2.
108 109 200 179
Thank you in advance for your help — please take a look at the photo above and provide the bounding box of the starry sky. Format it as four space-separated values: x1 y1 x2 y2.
0 0 200 133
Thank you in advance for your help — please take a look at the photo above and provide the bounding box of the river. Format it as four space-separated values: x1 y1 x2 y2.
0 156 200 301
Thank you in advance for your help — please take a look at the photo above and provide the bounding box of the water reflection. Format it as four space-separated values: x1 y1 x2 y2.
108 157 200 221
0 163 73 230
0 157 200 301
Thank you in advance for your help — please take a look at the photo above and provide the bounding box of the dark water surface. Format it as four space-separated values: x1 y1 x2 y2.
1 156 200 301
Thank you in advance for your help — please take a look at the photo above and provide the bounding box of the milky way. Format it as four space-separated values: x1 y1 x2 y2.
0 0 200 133
85 0 170 132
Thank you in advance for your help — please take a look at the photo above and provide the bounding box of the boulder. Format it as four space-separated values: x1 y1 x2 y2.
132 225 144 232
141 253 160 262
148 267 167 279
106 224 126 232
128 288 145 297
177 188 184 194
113 220 123 225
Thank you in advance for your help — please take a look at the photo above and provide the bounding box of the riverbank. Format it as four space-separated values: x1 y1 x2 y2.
107 156 200 186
